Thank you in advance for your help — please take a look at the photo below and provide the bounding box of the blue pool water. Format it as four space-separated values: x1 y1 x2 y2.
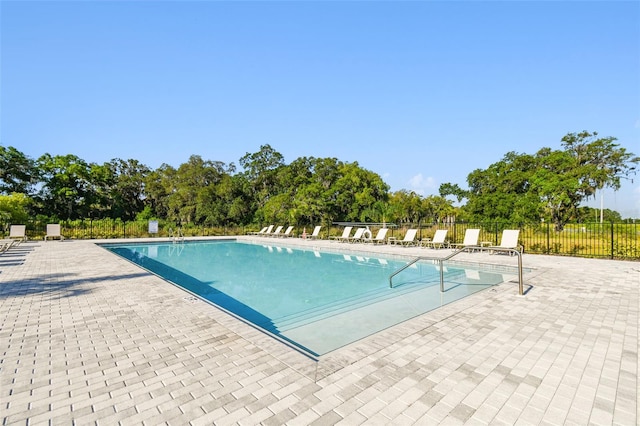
103 240 517 356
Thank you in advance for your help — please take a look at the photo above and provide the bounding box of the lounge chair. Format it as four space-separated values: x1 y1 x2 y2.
347 227 366 243
308 226 322 240
421 229 449 249
269 225 284 237
330 226 353 242
450 229 481 251
247 226 268 235
45 224 64 241
0 239 15 252
488 230 521 254
279 226 294 238
9 225 27 242
389 229 418 246
368 228 389 244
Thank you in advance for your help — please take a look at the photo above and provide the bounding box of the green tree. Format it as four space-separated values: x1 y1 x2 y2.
106 159 151 220
561 131 640 222
529 148 583 230
163 155 232 225
461 151 540 224
0 193 30 231
422 195 456 224
36 153 94 219
389 190 423 224
438 182 468 203
239 144 285 214
293 157 344 225
143 164 176 220
0 146 37 195
330 162 389 223
445 131 638 230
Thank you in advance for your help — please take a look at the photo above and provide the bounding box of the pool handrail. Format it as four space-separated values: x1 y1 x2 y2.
389 246 525 295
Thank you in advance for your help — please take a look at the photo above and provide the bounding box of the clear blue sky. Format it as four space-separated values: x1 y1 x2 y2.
2 1 639 217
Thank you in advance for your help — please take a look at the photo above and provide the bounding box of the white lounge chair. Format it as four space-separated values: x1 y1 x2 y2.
0 239 15 252
330 226 353 242
421 229 449 249
45 224 64 241
347 227 366 243
368 228 389 244
269 225 284 237
262 225 275 236
389 229 418 246
489 230 521 254
308 226 322 240
9 225 27 242
450 229 481 251
247 226 268 235
279 226 294 238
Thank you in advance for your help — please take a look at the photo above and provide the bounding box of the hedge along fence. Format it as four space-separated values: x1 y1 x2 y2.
13 219 244 241
6 219 639 261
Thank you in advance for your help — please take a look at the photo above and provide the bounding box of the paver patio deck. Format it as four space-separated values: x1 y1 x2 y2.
1 237 638 425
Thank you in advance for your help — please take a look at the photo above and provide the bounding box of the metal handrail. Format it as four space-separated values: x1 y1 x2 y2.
168 227 185 243
389 246 525 295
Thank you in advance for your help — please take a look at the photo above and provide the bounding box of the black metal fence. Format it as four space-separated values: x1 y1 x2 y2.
11 219 238 241
381 221 640 260
6 219 639 261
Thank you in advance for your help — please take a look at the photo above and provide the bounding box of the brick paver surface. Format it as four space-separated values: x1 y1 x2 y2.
1 238 638 425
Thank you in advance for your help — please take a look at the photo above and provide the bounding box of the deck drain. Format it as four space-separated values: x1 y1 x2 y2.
183 296 200 303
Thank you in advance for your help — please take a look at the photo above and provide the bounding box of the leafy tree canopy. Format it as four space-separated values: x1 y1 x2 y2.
4 130 636 228
443 131 639 230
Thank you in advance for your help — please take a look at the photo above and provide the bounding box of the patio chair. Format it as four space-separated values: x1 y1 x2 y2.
450 229 481 251
279 226 295 238
269 225 284 237
247 226 268 235
330 226 353 242
389 229 418 246
9 225 27 242
368 228 389 244
488 229 521 255
0 239 15 252
347 227 366 243
308 225 322 240
421 229 449 249
45 224 64 241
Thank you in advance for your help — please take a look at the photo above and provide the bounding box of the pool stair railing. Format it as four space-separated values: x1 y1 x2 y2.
168 227 185 243
389 246 525 295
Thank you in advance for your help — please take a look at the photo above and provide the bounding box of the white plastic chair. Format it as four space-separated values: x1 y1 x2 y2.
330 226 353 242
421 229 449 249
450 229 480 251
45 224 64 241
389 229 418 246
489 230 521 255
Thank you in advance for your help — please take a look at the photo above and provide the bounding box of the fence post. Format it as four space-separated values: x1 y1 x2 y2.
546 221 550 254
610 222 614 260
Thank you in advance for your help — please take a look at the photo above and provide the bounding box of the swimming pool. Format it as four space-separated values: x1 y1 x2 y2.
103 240 518 357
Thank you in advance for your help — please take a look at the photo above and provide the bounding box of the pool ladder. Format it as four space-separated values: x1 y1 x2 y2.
389 246 525 295
168 227 184 243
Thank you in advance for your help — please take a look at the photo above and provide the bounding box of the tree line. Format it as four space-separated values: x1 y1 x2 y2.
1 131 638 231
